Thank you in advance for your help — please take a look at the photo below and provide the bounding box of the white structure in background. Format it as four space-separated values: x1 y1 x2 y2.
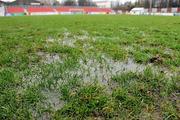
56 0 78 4
36 0 56 5
0 0 16 2
130 7 144 15
171 8 178 13
93 1 111 8
30 3 41 6
0 6 5 16
92 0 136 8
151 8 157 13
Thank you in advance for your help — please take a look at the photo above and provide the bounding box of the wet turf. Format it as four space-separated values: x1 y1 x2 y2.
0 15 179 119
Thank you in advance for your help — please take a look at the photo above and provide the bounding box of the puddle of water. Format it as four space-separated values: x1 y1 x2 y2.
60 38 76 47
21 52 63 90
16 29 179 118
46 37 55 43
41 89 64 111
15 67 43 95
39 29 177 87
37 52 63 64
44 54 61 64
163 48 174 56
59 30 90 47
69 55 146 87
46 30 120 53
70 53 176 87
74 31 89 41
30 89 64 120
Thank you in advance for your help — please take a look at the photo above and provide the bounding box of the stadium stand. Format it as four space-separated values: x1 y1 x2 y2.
152 8 157 13
55 7 112 14
27 6 57 15
55 7 73 14
2 5 180 16
6 6 25 16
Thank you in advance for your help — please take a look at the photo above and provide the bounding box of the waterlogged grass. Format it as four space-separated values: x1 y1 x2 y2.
111 68 179 119
0 15 180 119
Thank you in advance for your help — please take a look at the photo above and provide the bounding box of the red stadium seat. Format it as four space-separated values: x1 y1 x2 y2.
84 7 100 12
178 8 180 13
27 7 55 13
55 7 112 13
6 6 112 15
100 8 112 13
6 6 24 13
55 7 71 12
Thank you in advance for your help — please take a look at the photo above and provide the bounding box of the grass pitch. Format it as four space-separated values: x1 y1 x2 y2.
0 15 180 119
